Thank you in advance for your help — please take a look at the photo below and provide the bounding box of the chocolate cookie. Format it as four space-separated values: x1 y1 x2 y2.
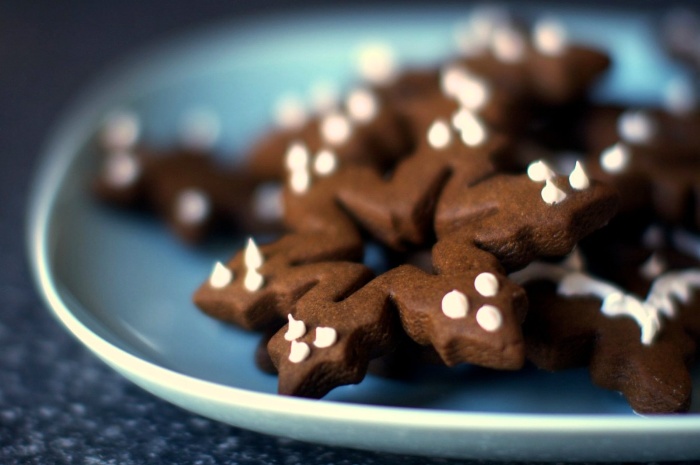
94 147 267 243
514 227 700 414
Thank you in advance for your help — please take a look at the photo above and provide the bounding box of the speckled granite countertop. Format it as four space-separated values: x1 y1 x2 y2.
1 1 698 464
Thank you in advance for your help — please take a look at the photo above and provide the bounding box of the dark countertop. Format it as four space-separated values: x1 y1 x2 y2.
2 1 699 464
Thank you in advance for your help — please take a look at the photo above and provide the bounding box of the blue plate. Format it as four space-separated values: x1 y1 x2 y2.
28 5 700 461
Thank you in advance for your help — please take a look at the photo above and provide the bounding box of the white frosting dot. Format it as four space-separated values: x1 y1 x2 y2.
244 268 264 292
175 189 210 225
474 272 499 297
476 305 503 332
209 261 233 289
284 314 307 341
321 113 352 146
541 179 567 205
356 42 397 85
289 169 311 194
454 6 510 56
313 327 338 348
527 160 555 182
452 109 487 146
533 18 568 56
441 65 470 97
454 77 490 111
427 120 452 149
618 111 656 145
103 151 141 188
274 94 307 130
285 142 309 171
441 290 469 319
491 26 526 63
568 161 590 190
288 340 311 363
101 110 140 150
244 237 264 270
313 149 338 176
346 88 378 124
600 143 630 174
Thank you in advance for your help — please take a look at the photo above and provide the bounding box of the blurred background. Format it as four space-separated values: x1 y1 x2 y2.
2 1 700 464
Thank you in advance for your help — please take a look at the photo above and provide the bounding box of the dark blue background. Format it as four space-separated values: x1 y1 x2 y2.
1 1 698 464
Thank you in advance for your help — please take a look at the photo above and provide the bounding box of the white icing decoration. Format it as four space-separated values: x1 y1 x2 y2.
284 314 306 341
454 6 510 56
243 237 265 291
476 305 503 332
175 189 210 225
441 290 469 319
321 112 352 146
356 42 397 85
474 272 499 297
532 18 568 56
244 237 263 270
509 261 569 285
441 65 470 97
244 268 264 292
286 142 312 193
452 109 487 146
346 88 378 124
313 150 338 176
274 94 307 130
557 271 620 301
288 340 311 363
664 77 696 116
289 169 311 194
600 143 630 174
179 108 221 150
541 179 567 205
103 151 140 187
640 252 666 280
557 272 661 345
568 161 590 190
527 160 555 182
454 76 490 111
313 327 338 348
427 120 452 149
101 110 140 150
617 110 656 145
646 270 700 319
601 292 660 345
285 142 310 172
209 262 233 289
491 26 525 63
514 260 700 346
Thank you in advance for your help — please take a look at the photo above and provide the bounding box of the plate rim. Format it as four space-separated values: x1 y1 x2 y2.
25 6 700 460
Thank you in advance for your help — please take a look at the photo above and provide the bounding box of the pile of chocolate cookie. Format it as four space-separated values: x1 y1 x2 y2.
94 8 700 414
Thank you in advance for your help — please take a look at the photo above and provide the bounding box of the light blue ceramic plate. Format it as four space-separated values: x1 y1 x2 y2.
28 5 700 461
